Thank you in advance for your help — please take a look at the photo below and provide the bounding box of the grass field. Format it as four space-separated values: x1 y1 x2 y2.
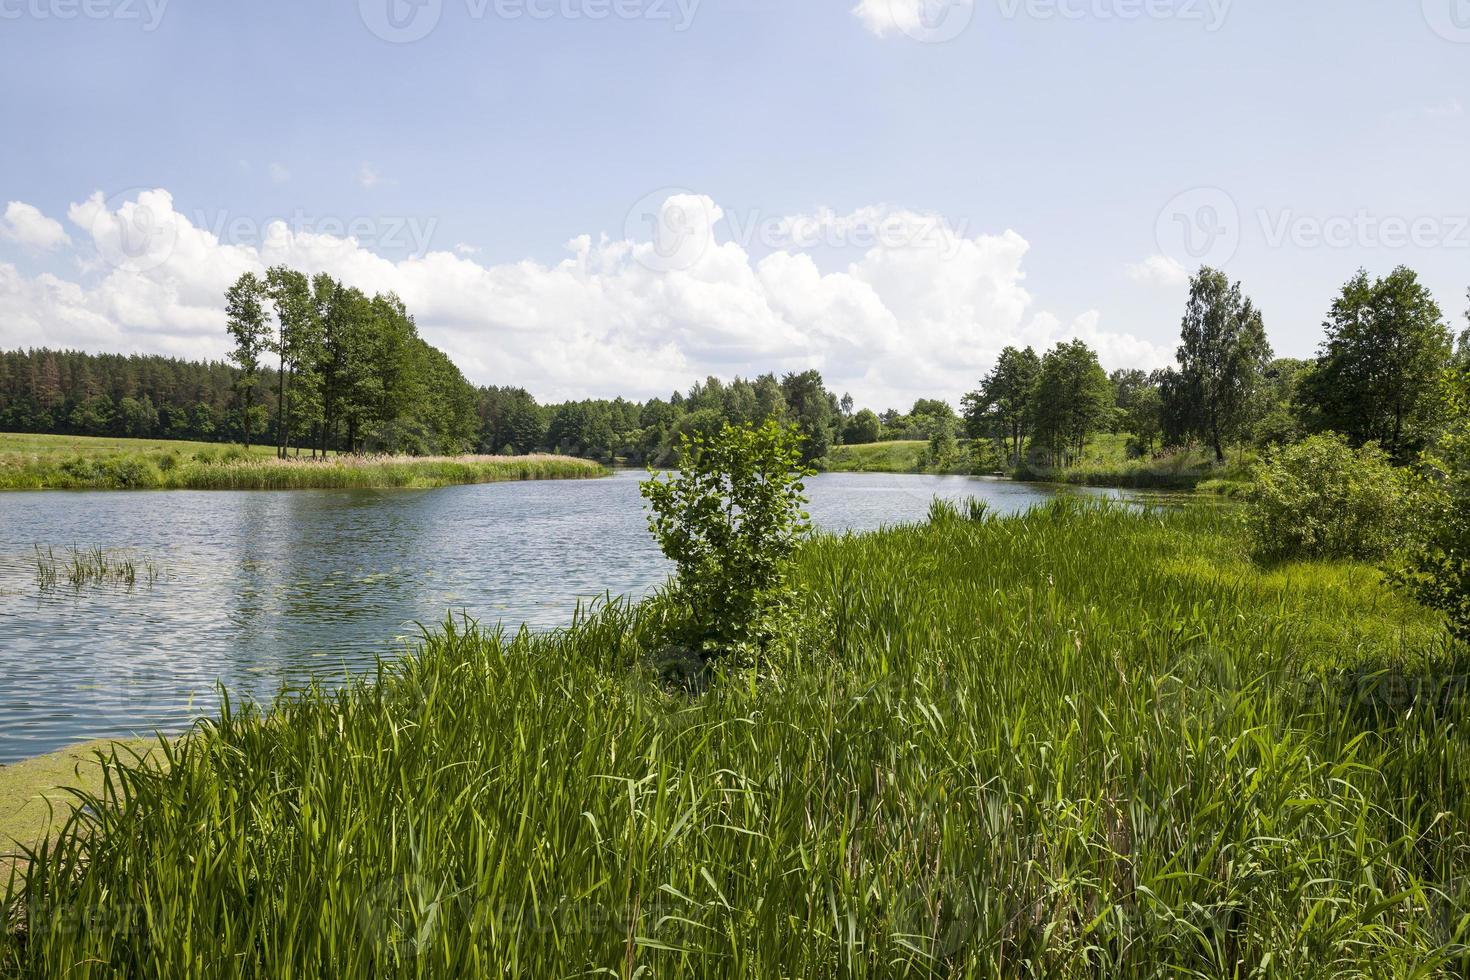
4 500 1466 977
821 440 929 472
1014 433 1257 490
0 433 278 459
0 433 607 490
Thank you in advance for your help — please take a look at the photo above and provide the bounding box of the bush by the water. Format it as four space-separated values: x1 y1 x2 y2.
4 501 1465 977
1392 371 1470 639
1248 433 1410 561
640 420 813 668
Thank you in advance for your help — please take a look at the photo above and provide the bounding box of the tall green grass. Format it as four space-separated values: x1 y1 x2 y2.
33 546 161 590
1014 443 1255 490
822 440 930 473
4 502 1467 977
0 450 606 490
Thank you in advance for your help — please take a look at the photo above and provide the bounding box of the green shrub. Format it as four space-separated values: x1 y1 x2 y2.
1391 372 1470 639
1248 433 1409 561
104 454 161 489
640 420 812 667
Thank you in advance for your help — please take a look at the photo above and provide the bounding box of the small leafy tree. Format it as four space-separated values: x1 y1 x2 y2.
1248 433 1409 562
641 420 813 667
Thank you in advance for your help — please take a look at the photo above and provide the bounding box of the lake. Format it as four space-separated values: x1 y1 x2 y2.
0 471 1128 762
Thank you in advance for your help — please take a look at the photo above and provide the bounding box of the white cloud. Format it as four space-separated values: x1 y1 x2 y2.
1126 254 1190 287
268 162 291 184
1 201 72 251
0 188 1171 409
357 163 382 189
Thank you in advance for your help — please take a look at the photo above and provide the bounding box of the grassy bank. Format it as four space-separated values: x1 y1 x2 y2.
821 440 929 472
822 435 1255 490
0 433 606 489
0 742 154 879
1013 434 1256 490
5 501 1466 976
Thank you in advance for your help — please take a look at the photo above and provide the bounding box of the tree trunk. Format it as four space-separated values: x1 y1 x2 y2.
283 368 294 459
276 353 287 459
242 386 252 449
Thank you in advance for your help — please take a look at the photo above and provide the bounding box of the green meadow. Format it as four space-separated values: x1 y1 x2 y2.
5 500 1466 977
821 439 930 473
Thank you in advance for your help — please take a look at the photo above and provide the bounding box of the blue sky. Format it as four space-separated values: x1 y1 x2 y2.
1 0 1467 407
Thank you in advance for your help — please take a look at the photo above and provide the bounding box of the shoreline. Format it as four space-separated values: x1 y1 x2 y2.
0 739 158 875
0 452 609 491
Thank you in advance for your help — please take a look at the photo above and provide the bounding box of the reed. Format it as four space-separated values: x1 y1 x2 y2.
0 450 607 491
3 501 1466 977
32 546 160 591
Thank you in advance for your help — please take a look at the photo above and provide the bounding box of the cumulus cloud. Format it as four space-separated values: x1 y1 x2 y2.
1 201 72 251
0 188 1171 408
1126 254 1190 287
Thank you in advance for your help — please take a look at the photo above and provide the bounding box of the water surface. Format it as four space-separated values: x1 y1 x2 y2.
0 471 1126 762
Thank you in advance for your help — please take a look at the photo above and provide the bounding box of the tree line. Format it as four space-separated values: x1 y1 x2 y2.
4 264 1465 469
223 269 480 456
964 266 1470 468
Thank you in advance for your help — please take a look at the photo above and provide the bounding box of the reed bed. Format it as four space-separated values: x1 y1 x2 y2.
32 546 161 591
0 451 606 490
4 502 1467 977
